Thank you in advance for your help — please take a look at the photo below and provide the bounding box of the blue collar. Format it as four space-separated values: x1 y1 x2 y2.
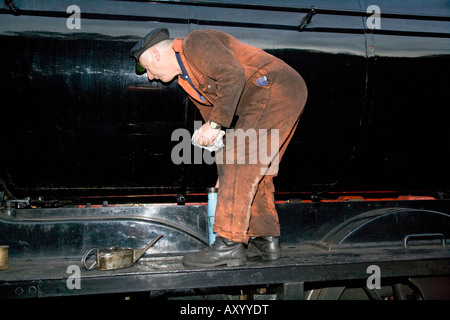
175 52 206 102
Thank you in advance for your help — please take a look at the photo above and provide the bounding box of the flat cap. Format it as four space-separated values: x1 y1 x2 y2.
130 27 170 62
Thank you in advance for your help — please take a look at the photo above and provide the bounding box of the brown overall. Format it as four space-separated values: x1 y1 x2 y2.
173 30 307 243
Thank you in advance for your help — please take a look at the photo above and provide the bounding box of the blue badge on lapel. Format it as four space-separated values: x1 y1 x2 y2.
256 76 270 87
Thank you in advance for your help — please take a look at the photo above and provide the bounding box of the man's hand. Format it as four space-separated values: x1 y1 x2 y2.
196 121 221 146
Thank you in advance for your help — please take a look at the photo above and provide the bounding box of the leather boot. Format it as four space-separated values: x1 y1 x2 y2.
246 236 281 260
182 236 246 267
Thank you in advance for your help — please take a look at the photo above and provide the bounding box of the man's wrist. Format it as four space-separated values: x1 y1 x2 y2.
209 119 221 129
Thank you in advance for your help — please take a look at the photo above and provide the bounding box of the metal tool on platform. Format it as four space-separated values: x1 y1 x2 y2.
81 235 163 270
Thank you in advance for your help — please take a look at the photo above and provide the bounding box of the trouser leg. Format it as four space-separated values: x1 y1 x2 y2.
248 175 279 237
214 161 262 243
247 114 301 237
213 63 307 244
214 114 303 243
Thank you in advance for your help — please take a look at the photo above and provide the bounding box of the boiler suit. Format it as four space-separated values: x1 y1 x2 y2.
172 30 307 243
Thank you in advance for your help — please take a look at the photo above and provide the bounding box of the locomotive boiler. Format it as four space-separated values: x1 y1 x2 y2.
0 0 449 300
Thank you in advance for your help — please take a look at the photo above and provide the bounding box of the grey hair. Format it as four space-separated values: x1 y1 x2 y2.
153 38 174 49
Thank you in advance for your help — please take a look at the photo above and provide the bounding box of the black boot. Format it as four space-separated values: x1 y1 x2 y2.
246 236 281 260
182 236 246 267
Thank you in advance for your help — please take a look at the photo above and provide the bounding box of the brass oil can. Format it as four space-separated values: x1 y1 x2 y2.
81 235 163 270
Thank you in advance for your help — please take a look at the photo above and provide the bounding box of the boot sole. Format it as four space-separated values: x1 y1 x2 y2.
246 247 281 261
247 252 281 261
182 258 246 268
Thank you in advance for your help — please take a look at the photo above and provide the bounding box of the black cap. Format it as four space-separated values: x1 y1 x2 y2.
130 27 170 72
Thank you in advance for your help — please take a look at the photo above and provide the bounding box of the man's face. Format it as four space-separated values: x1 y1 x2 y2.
138 47 175 83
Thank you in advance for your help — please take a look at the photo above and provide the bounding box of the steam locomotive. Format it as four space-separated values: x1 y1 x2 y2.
0 0 449 300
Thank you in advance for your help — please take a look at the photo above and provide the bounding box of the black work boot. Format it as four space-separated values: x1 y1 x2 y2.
182 236 246 267
246 236 281 260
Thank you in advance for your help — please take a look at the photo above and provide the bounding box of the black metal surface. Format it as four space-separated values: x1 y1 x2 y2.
1 244 449 299
0 199 449 299
0 0 448 198
276 200 450 245
0 203 208 259
1 200 449 258
0 0 450 300
315 208 450 248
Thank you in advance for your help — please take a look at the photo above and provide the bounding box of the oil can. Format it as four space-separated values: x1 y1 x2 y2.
81 235 163 270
